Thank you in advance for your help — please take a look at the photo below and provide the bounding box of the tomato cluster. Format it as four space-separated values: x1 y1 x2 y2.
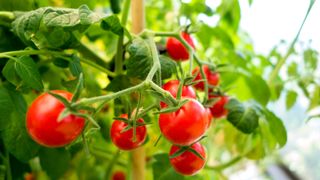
25 32 230 177
162 32 230 175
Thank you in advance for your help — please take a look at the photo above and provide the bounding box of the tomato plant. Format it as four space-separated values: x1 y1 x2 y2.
0 0 316 179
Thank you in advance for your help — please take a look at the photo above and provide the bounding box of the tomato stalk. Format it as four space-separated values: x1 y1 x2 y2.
105 149 121 179
268 0 316 85
194 55 209 103
114 0 131 75
205 155 242 171
0 49 116 77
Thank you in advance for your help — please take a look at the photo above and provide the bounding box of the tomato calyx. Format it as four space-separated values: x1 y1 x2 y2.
155 98 190 114
113 116 151 133
169 136 207 160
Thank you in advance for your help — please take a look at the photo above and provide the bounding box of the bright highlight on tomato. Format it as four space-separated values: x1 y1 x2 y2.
169 142 206 176
166 32 195 61
26 90 85 147
110 114 147 150
159 99 209 146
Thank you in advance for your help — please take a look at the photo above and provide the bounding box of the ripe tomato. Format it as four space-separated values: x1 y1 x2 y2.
26 90 85 147
110 114 147 150
166 32 195 61
161 80 196 107
159 99 209 146
209 95 229 118
24 173 35 180
169 142 206 176
112 171 126 180
205 108 213 128
192 65 219 90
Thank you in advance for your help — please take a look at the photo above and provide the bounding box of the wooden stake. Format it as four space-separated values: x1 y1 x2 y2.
131 0 146 180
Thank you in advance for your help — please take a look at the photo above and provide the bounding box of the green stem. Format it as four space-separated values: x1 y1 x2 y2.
146 37 161 80
105 149 121 179
4 147 12 180
0 11 15 20
205 156 242 171
0 49 116 77
268 0 316 85
115 0 131 75
194 55 209 103
149 81 178 106
73 81 147 106
75 42 110 68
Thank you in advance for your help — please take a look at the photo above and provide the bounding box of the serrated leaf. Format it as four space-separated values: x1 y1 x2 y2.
12 5 99 49
101 15 124 36
125 38 153 80
15 56 43 91
286 90 297 110
106 75 131 92
159 55 176 80
225 99 259 134
39 148 71 179
0 86 14 130
2 59 21 86
69 55 83 77
2 85 40 162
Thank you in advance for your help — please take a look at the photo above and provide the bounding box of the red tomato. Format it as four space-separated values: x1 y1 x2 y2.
26 90 85 147
205 108 213 128
159 99 209 146
209 95 229 118
192 65 219 90
169 142 206 176
161 80 196 107
110 114 147 150
112 171 126 180
166 32 195 61
24 173 35 180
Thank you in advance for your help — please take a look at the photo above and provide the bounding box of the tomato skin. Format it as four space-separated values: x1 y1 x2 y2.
166 32 195 61
26 90 85 147
209 95 229 118
112 171 126 180
110 114 147 150
159 99 209 146
161 80 196 107
192 65 219 90
169 142 206 176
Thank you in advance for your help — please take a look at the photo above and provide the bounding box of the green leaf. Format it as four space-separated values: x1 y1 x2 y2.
243 73 270 106
101 15 124 36
225 99 259 134
109 0 121 14
152 154 185 180
303 48 318 71
263 109 287 147
125 38 153 80
308 86 320 110
69 55 83 77
1 85 40 162
286 90 298 110
2 59 21 86
287 62 298 77
14 56 43 91
0 86 14 130
12 5 100 49
106 75 131 92
39 147 71 179
53 58 69 68
159 55 176 80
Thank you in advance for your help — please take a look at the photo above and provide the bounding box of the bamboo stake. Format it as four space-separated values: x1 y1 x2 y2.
131 0 146 180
